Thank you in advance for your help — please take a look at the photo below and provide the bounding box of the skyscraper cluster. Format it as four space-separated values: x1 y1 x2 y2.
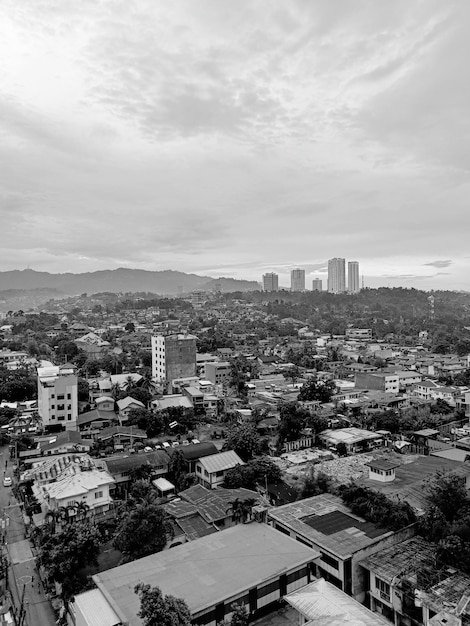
262 259 361 294
327 258 360 294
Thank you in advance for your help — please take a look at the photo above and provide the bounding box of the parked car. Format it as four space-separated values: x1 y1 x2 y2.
3 477 12 487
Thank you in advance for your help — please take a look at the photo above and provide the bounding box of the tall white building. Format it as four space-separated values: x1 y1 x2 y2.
37 364 78 431
151 333 197 389
327 258 346 294
291 268 305 292
348 261 360 294
262 273 279 292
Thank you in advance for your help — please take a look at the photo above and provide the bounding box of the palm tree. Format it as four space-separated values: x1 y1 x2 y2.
227 498 256 524
45 509 63 534
74 501 90 522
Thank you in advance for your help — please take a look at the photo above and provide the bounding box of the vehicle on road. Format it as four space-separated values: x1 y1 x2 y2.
3 477 12 487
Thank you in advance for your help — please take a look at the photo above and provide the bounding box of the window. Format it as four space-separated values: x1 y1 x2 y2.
196 466 201 473
57 394 65 400
67 415 72 420
215 470 224 477
51 405 55 409
375 577 390 600
51 394 55 398
95 491 103 499
58 416 65 421
67 393 71 400
320 552 339 570
57 404 65 411
67 404 72 410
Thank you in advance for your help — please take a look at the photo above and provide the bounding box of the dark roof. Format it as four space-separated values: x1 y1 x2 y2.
41 430 89 452
164 500 198 519
303 510 385 540
365 459 400 471
178 485 259 523
168 442 218 462
176 514 218 541
77 409 118 426
96 426 147 441
104 450 170 474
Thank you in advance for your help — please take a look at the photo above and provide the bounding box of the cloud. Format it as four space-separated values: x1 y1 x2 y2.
424 260 453 268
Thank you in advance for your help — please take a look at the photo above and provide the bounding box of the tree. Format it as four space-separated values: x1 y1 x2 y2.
135 583 191 626
278 402 309 443
223 423 261 462
223 457 281 490
113 503 174 561
226 497 257 524
298 378 336 403
125 322 136 333
423 471 469 524
77 378 90 402
230 603 249 626
37 521 101 599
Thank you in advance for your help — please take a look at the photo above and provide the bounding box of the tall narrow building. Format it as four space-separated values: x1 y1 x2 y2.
151 333 197 390
327 258 346 294
37 363 78 431
348 261 360 294
291 268 305 292
262 272 279 292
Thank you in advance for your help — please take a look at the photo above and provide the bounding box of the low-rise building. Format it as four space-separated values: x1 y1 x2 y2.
204 361 232 385
72 523 319 626
268 493 415 600
318 427 384 453
195 450 244 489
355 372 399 394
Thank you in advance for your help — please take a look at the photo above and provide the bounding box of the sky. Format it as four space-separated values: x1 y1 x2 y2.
0 0 469 291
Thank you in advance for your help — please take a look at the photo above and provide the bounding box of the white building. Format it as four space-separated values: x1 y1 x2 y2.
291 268 305 292
37 364 78 431
262 272 279 292
312 278 322 292
348 261 360 294
327 258 346 294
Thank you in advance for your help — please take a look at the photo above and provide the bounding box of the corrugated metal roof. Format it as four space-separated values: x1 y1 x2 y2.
198 450 244 474
286 578 389 625
74 588 121 626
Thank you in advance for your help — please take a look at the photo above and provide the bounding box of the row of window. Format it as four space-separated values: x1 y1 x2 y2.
51 393 72 400
370 467 394 476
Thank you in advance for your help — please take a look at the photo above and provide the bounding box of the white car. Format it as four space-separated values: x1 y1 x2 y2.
3 477 12 487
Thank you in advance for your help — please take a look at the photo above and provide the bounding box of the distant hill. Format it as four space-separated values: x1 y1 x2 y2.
0 268 260 296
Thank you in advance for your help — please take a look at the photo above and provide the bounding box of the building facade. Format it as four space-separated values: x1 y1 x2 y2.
37 364 78 431
311 278 322 292
291 268 305 292
348 261 360 294
262 272 279 292
151 333 197 388
327 258 346 294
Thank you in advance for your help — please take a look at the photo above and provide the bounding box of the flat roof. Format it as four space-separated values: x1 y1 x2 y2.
319 428 382 445
365 460 400 471
268 494 392 559
93 524 318 624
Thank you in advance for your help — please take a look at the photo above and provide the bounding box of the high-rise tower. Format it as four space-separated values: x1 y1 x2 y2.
291 268 305 292
327 258 346 294
348 261 360 294
262 273 279 292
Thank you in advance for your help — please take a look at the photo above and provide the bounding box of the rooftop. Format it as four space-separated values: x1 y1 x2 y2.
286 578 390 626
198 450 244 473
319 427 382 445
93 523 319 624
359 536 436 583
268 493 392 558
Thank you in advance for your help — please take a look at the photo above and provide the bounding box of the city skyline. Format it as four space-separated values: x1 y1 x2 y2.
0 2 469 291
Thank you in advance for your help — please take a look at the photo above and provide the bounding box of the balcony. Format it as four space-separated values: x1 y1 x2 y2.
380 590 391 603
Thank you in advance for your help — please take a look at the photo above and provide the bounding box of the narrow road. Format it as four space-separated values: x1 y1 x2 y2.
1 446 57 626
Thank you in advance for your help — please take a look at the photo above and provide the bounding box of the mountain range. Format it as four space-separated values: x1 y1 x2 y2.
0 268 260 296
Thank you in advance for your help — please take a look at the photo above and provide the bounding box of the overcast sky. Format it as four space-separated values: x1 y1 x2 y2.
1 0 469 290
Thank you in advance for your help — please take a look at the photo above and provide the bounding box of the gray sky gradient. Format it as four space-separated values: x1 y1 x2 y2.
0 0 469 290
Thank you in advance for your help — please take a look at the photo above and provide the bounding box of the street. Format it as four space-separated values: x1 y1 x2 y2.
1 446 57 626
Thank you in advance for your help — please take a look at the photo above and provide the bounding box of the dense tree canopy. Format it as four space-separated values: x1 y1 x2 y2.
113 503 174 561
223 457 282 490
135 583 191 626
223 423 262 461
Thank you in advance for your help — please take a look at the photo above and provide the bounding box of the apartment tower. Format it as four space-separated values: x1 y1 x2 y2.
327 258 346 294
348 261 360 294
291 268 305 292
151 333 197 389
262 273 279 292
37 363 79 431
312 278 323 292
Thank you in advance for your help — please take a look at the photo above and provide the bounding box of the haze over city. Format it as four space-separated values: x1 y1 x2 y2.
1 1 469 291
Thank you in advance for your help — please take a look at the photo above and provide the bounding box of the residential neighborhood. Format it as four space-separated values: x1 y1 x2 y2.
1 287 470 625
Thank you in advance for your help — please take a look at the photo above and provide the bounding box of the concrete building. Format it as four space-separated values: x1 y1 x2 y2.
268 493 415 601
327 258 346 294
151 333 197 389
312 278 323 292
355 372 399 394
37 364 78 431
348 260 360 294
291 268 306 292
204 361 232 385
71 523 319 626
195 450 244 489
262 272 279 292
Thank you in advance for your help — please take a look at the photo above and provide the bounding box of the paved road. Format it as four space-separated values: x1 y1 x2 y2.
0 446 57 626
